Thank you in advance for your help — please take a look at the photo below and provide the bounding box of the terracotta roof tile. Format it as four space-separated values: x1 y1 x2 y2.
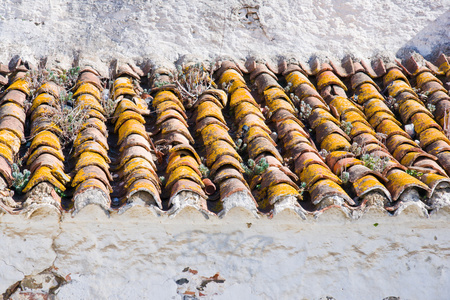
0 57 449 219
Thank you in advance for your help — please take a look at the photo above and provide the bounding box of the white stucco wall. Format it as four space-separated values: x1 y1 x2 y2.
1 206 449 299
0 0 448 72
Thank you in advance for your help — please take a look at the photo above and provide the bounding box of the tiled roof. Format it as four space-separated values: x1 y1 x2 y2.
0 54 449 219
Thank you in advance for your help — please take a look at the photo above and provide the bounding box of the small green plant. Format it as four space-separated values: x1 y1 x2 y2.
199 164 210 178
289 93 301 106
299 181 306 197
234 138 247 152
340 121 353 135
340 171 350 184
319 149 329 159
427 103 436 113
386 95 398 111
361 154 389 172
406 169 423 177
48 91 88 147
159 176 166 184
54 187 66 197
299 101 312 121
284 82 293 92
241 158 269 177
346 142 362 156
12 163 30 192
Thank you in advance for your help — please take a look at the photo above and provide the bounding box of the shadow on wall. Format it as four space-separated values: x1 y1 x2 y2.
396 10 450 60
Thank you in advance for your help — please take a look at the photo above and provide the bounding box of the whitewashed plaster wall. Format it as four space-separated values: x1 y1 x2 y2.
1 206 449 299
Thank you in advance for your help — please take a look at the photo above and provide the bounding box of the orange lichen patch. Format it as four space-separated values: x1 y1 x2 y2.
363 99 395 119
218 68 245 84
0 102 26 124
113 98 150 117
383 68 409 87
247 136 284 162
0 142 14 163
387 80 416 98
29 131 61 153
171 179 206 200
264 87 296 109
154 101 187 119
421 81 448 96
392 144 425 162
195 94 224 110
72 165 112 193
30 104 56 123
400 151 436 167
29 93 57 114
398 99 433 124
114 111 145 133
351 72 379 91
238 114 272 134
267 183 301 204
309 179 353 205
294 152 329 172
119 146 156 171
314 122 349 144
285 71 314 89
421 173 450 195
201 124 236 148
73 82 101 100
329 97 364 118
165 166 204 190
283 131 312 152
155 109 188 128
386 135 419 153
244 127 277 147
419 128 450 148
234 101 265 121
72 140 110 163
203 89 228 107
113 87 137 100
206 140 243 167
74 128 109 150
117 118 147 144
321 133 351 152
36 82 61 98
75 94 106 115
376 119 410 139
348 121 376 138
81 118 108 136
277 119 309 140
159 119 195 144
355 83 385 104
0 116 25 141
416 71 443 88
410 113 442 135
127 179 161 207
300 164 341 189
309 108 340 129
341 111 371 127
0 129 21 154
229 88 258 109
153 90 185 110
332 157 364 176
6 78 30 95
385 169 430 200
113 77 133 89
86 108 107 122
120 157 156 178
210 155 246 177
266 98 296 115
74 152 111 179
124 168 159 190
166 156 201 177
51 167 71 185
196 101 226 124
22 166 66 193
352 175 389 199
317 70 347 91
169 144 202 164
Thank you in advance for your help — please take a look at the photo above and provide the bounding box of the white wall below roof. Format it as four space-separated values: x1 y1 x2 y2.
0 206 449 299
0 0 448 70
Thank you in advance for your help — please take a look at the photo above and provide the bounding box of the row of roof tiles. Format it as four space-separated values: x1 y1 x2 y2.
0 54 449 219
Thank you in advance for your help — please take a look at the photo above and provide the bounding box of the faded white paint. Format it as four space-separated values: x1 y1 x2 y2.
0 0 448 73
1 206 449 299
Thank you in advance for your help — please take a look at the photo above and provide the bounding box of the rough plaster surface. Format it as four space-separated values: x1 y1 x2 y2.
0 0 448 72
1 206 449 299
